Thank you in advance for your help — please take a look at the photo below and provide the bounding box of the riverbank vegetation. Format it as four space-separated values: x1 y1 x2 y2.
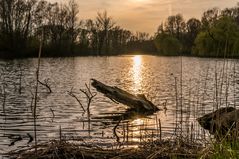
1 0 239 58
155 6 239 57
8 129 239 159
9 139 205 159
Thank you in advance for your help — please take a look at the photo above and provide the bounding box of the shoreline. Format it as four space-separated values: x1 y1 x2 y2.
1 52 239 60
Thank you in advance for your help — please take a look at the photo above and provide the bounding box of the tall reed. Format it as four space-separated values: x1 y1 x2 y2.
33 30 43 155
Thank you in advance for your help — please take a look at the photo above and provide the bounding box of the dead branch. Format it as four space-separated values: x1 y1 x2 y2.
50 108 55 122
18 64 23 94
38 78 52 93
80 83 97 113
67 88 85 112
113 119 122 143
91 79 158 111
2 83 6 114
29 89 34 114
27 133 33 144
79 83 97 137
68 84 97 136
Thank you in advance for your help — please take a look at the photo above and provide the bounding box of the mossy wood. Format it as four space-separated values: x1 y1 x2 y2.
91 79 159 112
198 107 239 137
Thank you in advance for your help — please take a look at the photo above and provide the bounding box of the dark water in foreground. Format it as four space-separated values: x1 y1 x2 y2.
0 55 239 155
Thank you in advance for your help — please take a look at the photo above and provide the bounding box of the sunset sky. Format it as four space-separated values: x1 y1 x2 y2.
51 0 238 34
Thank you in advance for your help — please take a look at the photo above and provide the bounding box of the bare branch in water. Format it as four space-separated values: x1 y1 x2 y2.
113 119 122 143
1 83 6 115
67 84 97 136
80 83 97 137
67 88 85 112
50 108 55 122
18 64 23 94
29 89 34 114
38 78 52 93
80 83 97 113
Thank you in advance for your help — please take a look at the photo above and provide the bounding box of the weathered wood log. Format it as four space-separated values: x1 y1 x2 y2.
91 79 159 112
197 107 239 138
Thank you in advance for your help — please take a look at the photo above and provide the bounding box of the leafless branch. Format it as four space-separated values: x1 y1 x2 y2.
38 78 52 93
80 83 97 137
113 119 122 143
80 83 97 112
29 90 34 114
18 64 23 94
50 108 55 122
67 88 85 112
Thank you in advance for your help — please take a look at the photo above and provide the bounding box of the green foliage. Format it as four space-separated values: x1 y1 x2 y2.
1 0 239 57
193 32 214 56
155 4 239 57
193 16 239 57
155 14 200 56
154 33 182 55
209 141 239 159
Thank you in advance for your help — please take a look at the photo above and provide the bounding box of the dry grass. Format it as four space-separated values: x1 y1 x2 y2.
8 138 205 159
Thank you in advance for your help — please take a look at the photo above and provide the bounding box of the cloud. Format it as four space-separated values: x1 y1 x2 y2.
133 6 148 10
49 0 238 34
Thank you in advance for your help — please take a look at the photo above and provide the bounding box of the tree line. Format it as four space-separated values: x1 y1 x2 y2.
0 0 239 58
154 3 239 57
0 0 155 58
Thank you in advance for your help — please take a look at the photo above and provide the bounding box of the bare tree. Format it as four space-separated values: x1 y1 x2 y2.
66 0 79 53
96 11 115 55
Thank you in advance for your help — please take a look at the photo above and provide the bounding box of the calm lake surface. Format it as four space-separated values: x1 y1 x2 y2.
0 55 239 155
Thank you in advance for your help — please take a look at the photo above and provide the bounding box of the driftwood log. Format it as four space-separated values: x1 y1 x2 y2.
197 107 239 138
91 79 159 112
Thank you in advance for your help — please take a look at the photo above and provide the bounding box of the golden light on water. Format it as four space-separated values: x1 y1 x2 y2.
133 55 142 66
131 118 145 142
131 55 143 93
132 118 144 125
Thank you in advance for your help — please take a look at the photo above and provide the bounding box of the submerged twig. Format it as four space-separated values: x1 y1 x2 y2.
59 126 62 143
113 119 122 143
8 135 22 146
29 89 34 115
159 119 162 141
27 133 33 144
2 83 6 115
38 78 52 93
50 108 55 122
79 83 97 113
18 64 23 94
67 88 85 112
80 83 97 136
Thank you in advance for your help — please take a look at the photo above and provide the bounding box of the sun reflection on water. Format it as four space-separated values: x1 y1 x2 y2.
131 55 143 93
132 118 144 125
131 118 145 142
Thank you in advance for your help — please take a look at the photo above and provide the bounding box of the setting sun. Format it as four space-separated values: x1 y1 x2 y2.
133 55 142 66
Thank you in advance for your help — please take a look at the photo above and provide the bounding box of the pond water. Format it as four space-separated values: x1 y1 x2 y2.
0 55 239 155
